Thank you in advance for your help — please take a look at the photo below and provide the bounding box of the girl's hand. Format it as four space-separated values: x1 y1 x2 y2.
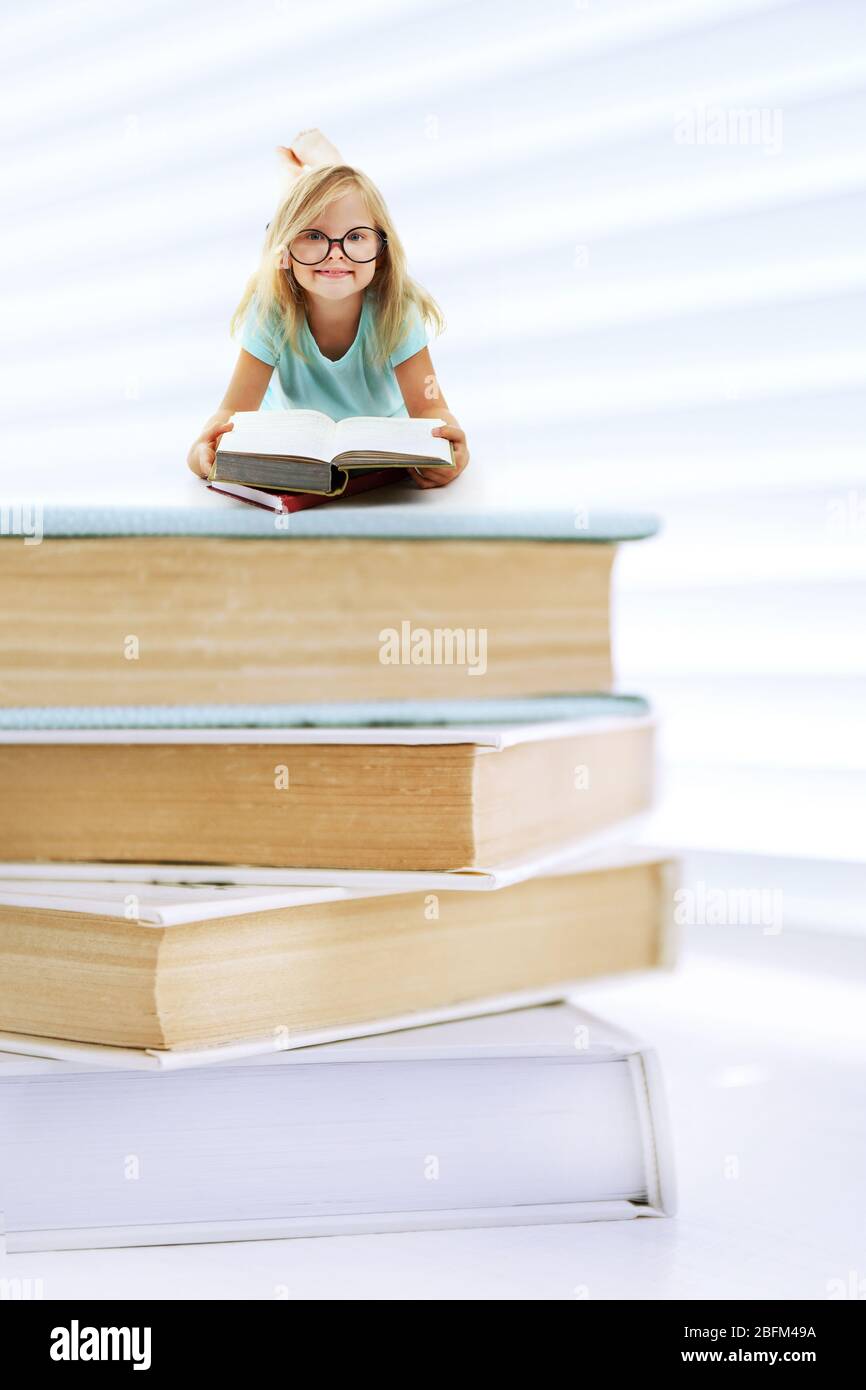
187 419 234 479
277 130 342 180
410 421 470 489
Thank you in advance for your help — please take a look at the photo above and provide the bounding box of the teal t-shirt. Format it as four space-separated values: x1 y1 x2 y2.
240 293 427 420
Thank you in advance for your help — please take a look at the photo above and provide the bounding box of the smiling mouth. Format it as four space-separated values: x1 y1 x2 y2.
315 268 353 277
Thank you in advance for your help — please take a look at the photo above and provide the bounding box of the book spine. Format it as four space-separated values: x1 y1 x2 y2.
627 1049 678 1216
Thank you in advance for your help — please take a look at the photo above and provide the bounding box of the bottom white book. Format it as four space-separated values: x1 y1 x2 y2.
0 1002 676 1252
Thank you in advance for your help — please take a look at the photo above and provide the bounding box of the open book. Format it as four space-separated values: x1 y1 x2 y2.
209 409 455 496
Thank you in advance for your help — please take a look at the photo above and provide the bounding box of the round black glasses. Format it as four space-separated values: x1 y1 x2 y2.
288 226 387 265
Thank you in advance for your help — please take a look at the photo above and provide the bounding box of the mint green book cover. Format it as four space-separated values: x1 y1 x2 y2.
31 504 659 542
0 694 649 731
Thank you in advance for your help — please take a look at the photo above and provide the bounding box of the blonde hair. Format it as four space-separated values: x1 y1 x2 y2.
230 164 444 365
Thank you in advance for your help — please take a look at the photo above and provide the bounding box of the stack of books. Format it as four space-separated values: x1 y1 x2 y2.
0 502 677 1251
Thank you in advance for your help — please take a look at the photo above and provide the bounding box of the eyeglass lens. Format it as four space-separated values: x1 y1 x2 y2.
289 227 384 265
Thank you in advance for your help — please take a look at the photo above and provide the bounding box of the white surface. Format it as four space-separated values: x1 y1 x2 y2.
677 850 866 936
3 930 863 1298
649 764 866 864
621 675 866 772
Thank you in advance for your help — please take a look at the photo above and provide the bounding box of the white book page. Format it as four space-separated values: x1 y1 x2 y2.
0 1057 647 1229
219 410 337 461
334 415 452 463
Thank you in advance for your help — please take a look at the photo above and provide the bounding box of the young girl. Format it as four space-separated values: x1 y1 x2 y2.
187 133 469 490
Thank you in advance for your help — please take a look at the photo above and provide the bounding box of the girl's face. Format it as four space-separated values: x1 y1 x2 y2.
289 190 381 302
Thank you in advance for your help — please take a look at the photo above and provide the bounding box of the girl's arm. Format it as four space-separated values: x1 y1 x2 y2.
186 349 275 478
394 347 469 489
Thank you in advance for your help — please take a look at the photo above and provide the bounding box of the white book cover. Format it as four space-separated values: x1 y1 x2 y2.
0 712 652 748
0 1003 677 1251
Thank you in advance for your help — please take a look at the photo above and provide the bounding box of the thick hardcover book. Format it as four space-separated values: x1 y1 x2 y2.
0 849 677 1060
209 467 396 513
0 1002 676 1251
0 710 655 869
0 506 658 706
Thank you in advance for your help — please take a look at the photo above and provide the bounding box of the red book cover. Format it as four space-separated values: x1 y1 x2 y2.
208 469 403 513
